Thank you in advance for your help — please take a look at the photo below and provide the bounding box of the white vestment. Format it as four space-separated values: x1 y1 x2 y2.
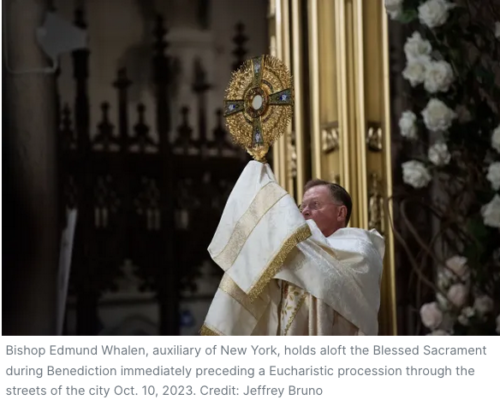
201 161 385 335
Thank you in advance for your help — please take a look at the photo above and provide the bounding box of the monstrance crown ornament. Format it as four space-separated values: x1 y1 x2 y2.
223 55 294 162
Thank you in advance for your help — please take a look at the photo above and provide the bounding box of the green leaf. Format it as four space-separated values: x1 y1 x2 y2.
463 216 489 265
474 66 495 87
399 9 418 23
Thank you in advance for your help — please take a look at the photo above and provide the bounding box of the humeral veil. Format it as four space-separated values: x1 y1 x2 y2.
201 161 385 335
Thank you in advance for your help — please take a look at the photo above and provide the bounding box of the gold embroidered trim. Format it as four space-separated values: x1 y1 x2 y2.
200 324 221 336
213 181 287 271
247 224 312 302
219 274 261 319
284 293 307 335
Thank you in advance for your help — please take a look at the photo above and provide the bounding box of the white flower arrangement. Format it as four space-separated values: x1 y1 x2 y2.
399 111 418 139
404 32 432 61
420 302 443 329
428 142 451 166
402 160 432 188
384 0 403 20
387 0 499 336
457 307 475 326
445 255 469 280
486 162 500 191
424 60 454 93
481 195 500 229
474 295 494 315
418 0 456 29
403 60 427 87
421 98 456 132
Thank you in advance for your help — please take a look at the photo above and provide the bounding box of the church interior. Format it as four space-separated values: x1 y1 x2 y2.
3 0 499 336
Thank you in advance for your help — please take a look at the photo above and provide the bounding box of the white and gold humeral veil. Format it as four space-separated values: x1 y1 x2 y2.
200 56 385 336
201 161 385 336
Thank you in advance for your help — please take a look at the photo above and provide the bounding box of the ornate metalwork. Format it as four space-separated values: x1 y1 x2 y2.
368 172 384 233
130 104 157 153
366 122 383 152
224 55 294 161
58 9 248 335
321 123 339 153
134 177 161 231
93 103 119 152
94 175 120 229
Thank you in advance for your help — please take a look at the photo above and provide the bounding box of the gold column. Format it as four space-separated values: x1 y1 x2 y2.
270 0 296 196
291 0 305 203
353 0 369 228
269 0 284 187
308 0 346 189
380 2 398 337
352 0 397 335
308 0 321 180
334 0 352 194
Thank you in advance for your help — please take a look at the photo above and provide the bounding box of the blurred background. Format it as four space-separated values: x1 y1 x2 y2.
3 0 499 336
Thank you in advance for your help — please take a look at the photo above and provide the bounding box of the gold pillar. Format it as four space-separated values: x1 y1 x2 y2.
291 0 306 203
269 0 397 335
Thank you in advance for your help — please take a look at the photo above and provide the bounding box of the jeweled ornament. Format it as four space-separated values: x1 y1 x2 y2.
223 55 294 162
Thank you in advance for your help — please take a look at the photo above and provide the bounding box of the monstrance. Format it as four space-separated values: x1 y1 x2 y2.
223 55 294 162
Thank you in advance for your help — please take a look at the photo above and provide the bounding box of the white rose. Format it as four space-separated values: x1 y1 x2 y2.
445 255 469 280
492 125 500 153
463 306 475 318
496 314 500 334
403 60 427 87
424 60 455 93
437 268 451 288
447 283 468 308
436 293 451 310
474 295 494 315
422 98 456 132
428 142 451 166
385 0 403 20
402 160 432 188
427 329 449 335
495 21 500 39
420 302 443 329
404 32 432 61
399 111 418 140
458 306 475 326
482 194 500 229
487 162 500 191
418 0 456 29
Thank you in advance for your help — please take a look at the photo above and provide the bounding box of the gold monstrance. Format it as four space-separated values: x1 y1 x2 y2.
223 55 294 162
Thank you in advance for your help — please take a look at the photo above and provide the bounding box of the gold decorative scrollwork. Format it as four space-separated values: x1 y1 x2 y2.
366 122 383 152
321 123 339 154
368 172 384 234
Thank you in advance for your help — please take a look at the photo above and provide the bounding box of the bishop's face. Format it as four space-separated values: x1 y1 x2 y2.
300 185 347 237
